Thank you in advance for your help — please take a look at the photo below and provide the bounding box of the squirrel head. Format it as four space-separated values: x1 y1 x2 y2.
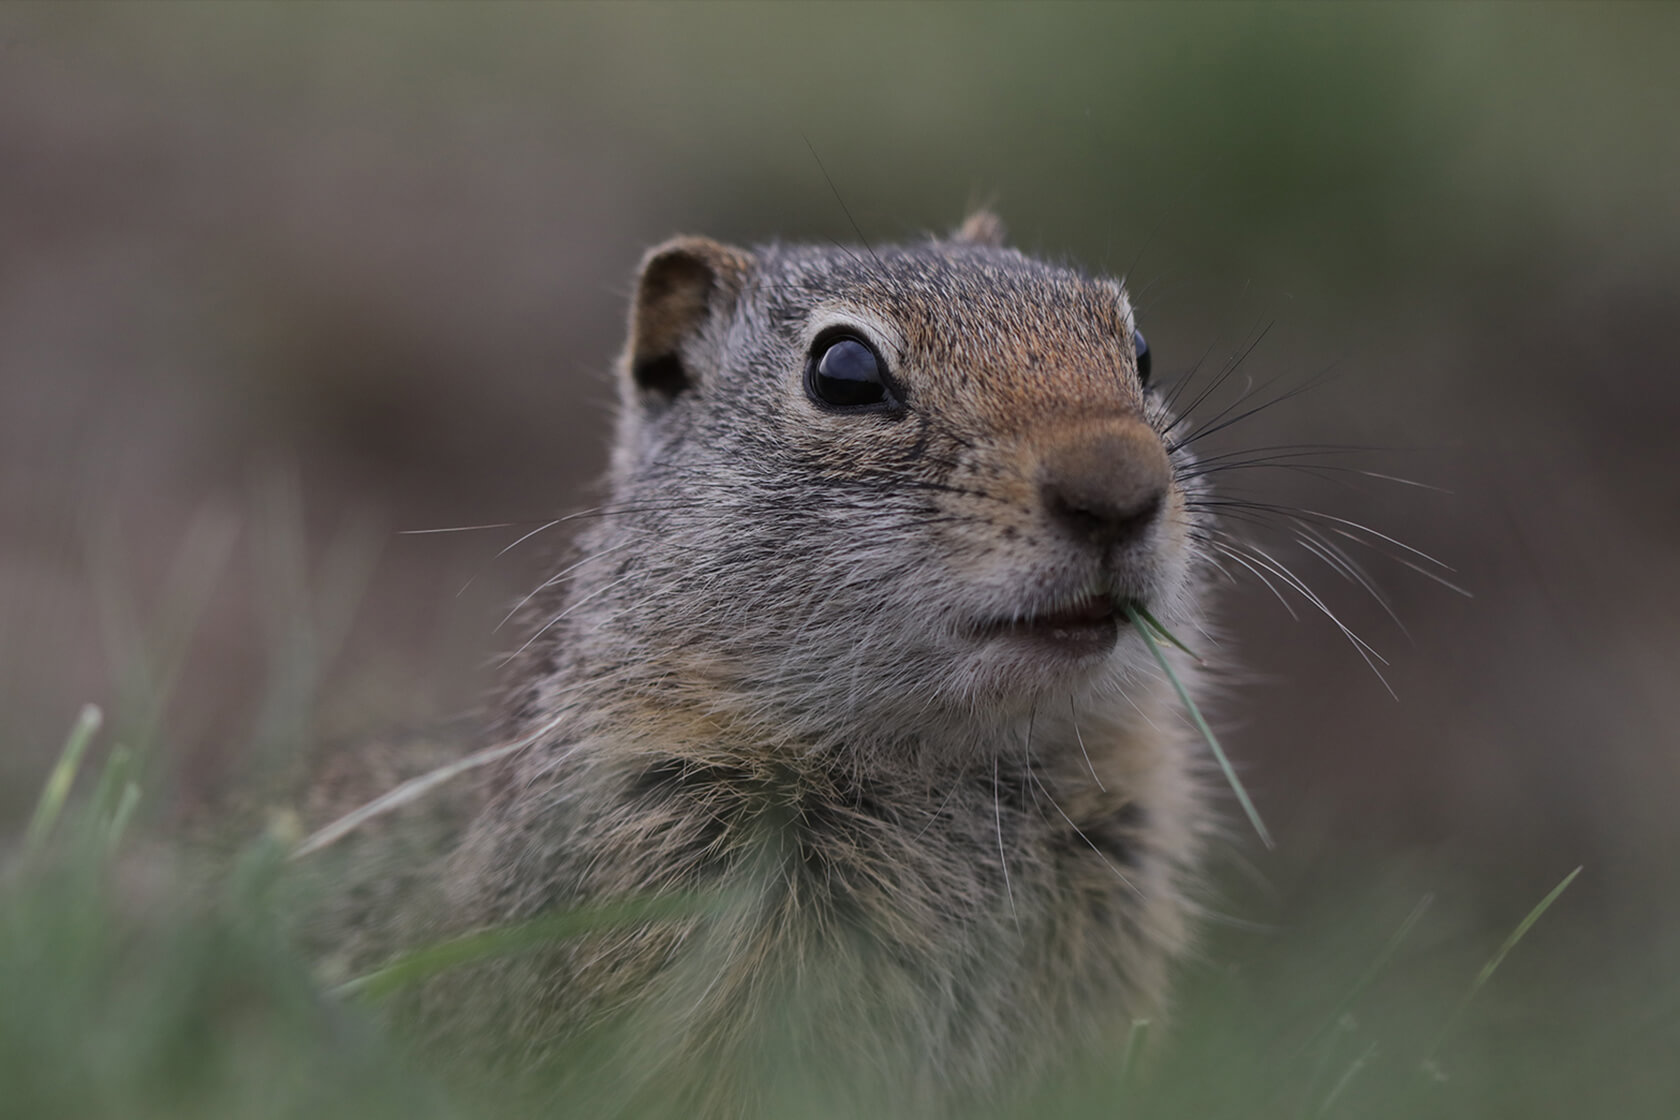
590 215 1200 755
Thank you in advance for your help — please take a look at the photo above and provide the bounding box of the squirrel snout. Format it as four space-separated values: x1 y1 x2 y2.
1036 422 1171 552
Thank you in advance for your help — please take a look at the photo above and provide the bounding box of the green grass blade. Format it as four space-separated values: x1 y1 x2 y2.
338 893 709 1001
1125 604 1273 849
104 782 142 853
89 744 134 821
1118 1018 1151 1087
1423 865 1582 1063
1302 893 1434 1060
1129 601 1206 665
1315 1040 1378 1117
83 742 143 853
25 704 104 854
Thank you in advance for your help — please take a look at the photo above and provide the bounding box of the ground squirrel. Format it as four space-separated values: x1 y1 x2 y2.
322 212 1219 1116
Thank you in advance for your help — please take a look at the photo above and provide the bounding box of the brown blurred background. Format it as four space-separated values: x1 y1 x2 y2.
1 1 1677 1097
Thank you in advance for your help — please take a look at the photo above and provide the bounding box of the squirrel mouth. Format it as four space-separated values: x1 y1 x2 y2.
975 594 1126 655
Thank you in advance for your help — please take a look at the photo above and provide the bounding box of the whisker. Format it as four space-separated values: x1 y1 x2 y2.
802 132 885 274
993 753 1019 933
496 541 634 633
1212 535 1396 695
1070 694 1105 792
1161 335 1247 426
1203 537 1301 620
1163 320 1278 442
1188 498 1457 574
1022 706 1139 897
1293 531 1409 638
400 521 524 535
501 570 644 667
910 780 964 844
1170 360 1334 455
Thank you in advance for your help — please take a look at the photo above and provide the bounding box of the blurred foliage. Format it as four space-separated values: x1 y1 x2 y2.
10 4 1677 287
4 710 1667 1119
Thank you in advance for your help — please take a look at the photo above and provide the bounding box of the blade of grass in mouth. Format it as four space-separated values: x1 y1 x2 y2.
1124 603 1273 849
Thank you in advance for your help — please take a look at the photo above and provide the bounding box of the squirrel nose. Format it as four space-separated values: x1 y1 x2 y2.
1037 422 1171 551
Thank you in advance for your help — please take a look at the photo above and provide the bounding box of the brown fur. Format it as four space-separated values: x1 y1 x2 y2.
333 214 1219 1116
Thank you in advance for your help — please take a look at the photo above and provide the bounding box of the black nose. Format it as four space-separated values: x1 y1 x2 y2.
1038 423 1170 551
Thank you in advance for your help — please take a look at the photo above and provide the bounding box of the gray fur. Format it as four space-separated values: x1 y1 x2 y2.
359 224 1218 1115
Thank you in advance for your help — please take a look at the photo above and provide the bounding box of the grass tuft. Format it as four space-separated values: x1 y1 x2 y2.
0 702 1637 1118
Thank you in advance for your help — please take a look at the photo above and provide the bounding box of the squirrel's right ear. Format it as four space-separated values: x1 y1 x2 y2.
951 209 1006 248
626 237 754 401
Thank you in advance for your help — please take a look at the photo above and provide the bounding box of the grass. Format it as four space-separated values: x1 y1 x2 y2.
23 703 105 854
1126 601 1274 849
336 893 709 1002
1 699 1637 1119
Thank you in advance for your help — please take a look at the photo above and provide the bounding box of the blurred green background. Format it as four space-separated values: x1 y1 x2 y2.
1 3 1677 1115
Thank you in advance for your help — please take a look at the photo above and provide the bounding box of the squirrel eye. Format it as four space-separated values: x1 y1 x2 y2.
1132 328 1152 386
807 334 893 410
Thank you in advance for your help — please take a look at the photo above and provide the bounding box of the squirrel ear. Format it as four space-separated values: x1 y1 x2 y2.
951 209 1006 248
626 236 754 400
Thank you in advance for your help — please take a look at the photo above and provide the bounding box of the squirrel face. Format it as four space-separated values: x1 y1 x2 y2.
591 215 1202 752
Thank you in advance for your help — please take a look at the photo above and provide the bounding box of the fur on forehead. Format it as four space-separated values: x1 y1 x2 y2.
756 240 1139 371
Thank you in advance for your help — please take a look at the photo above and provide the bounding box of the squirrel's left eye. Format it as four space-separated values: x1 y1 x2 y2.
1133 328 1152 386
806 333 898 411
